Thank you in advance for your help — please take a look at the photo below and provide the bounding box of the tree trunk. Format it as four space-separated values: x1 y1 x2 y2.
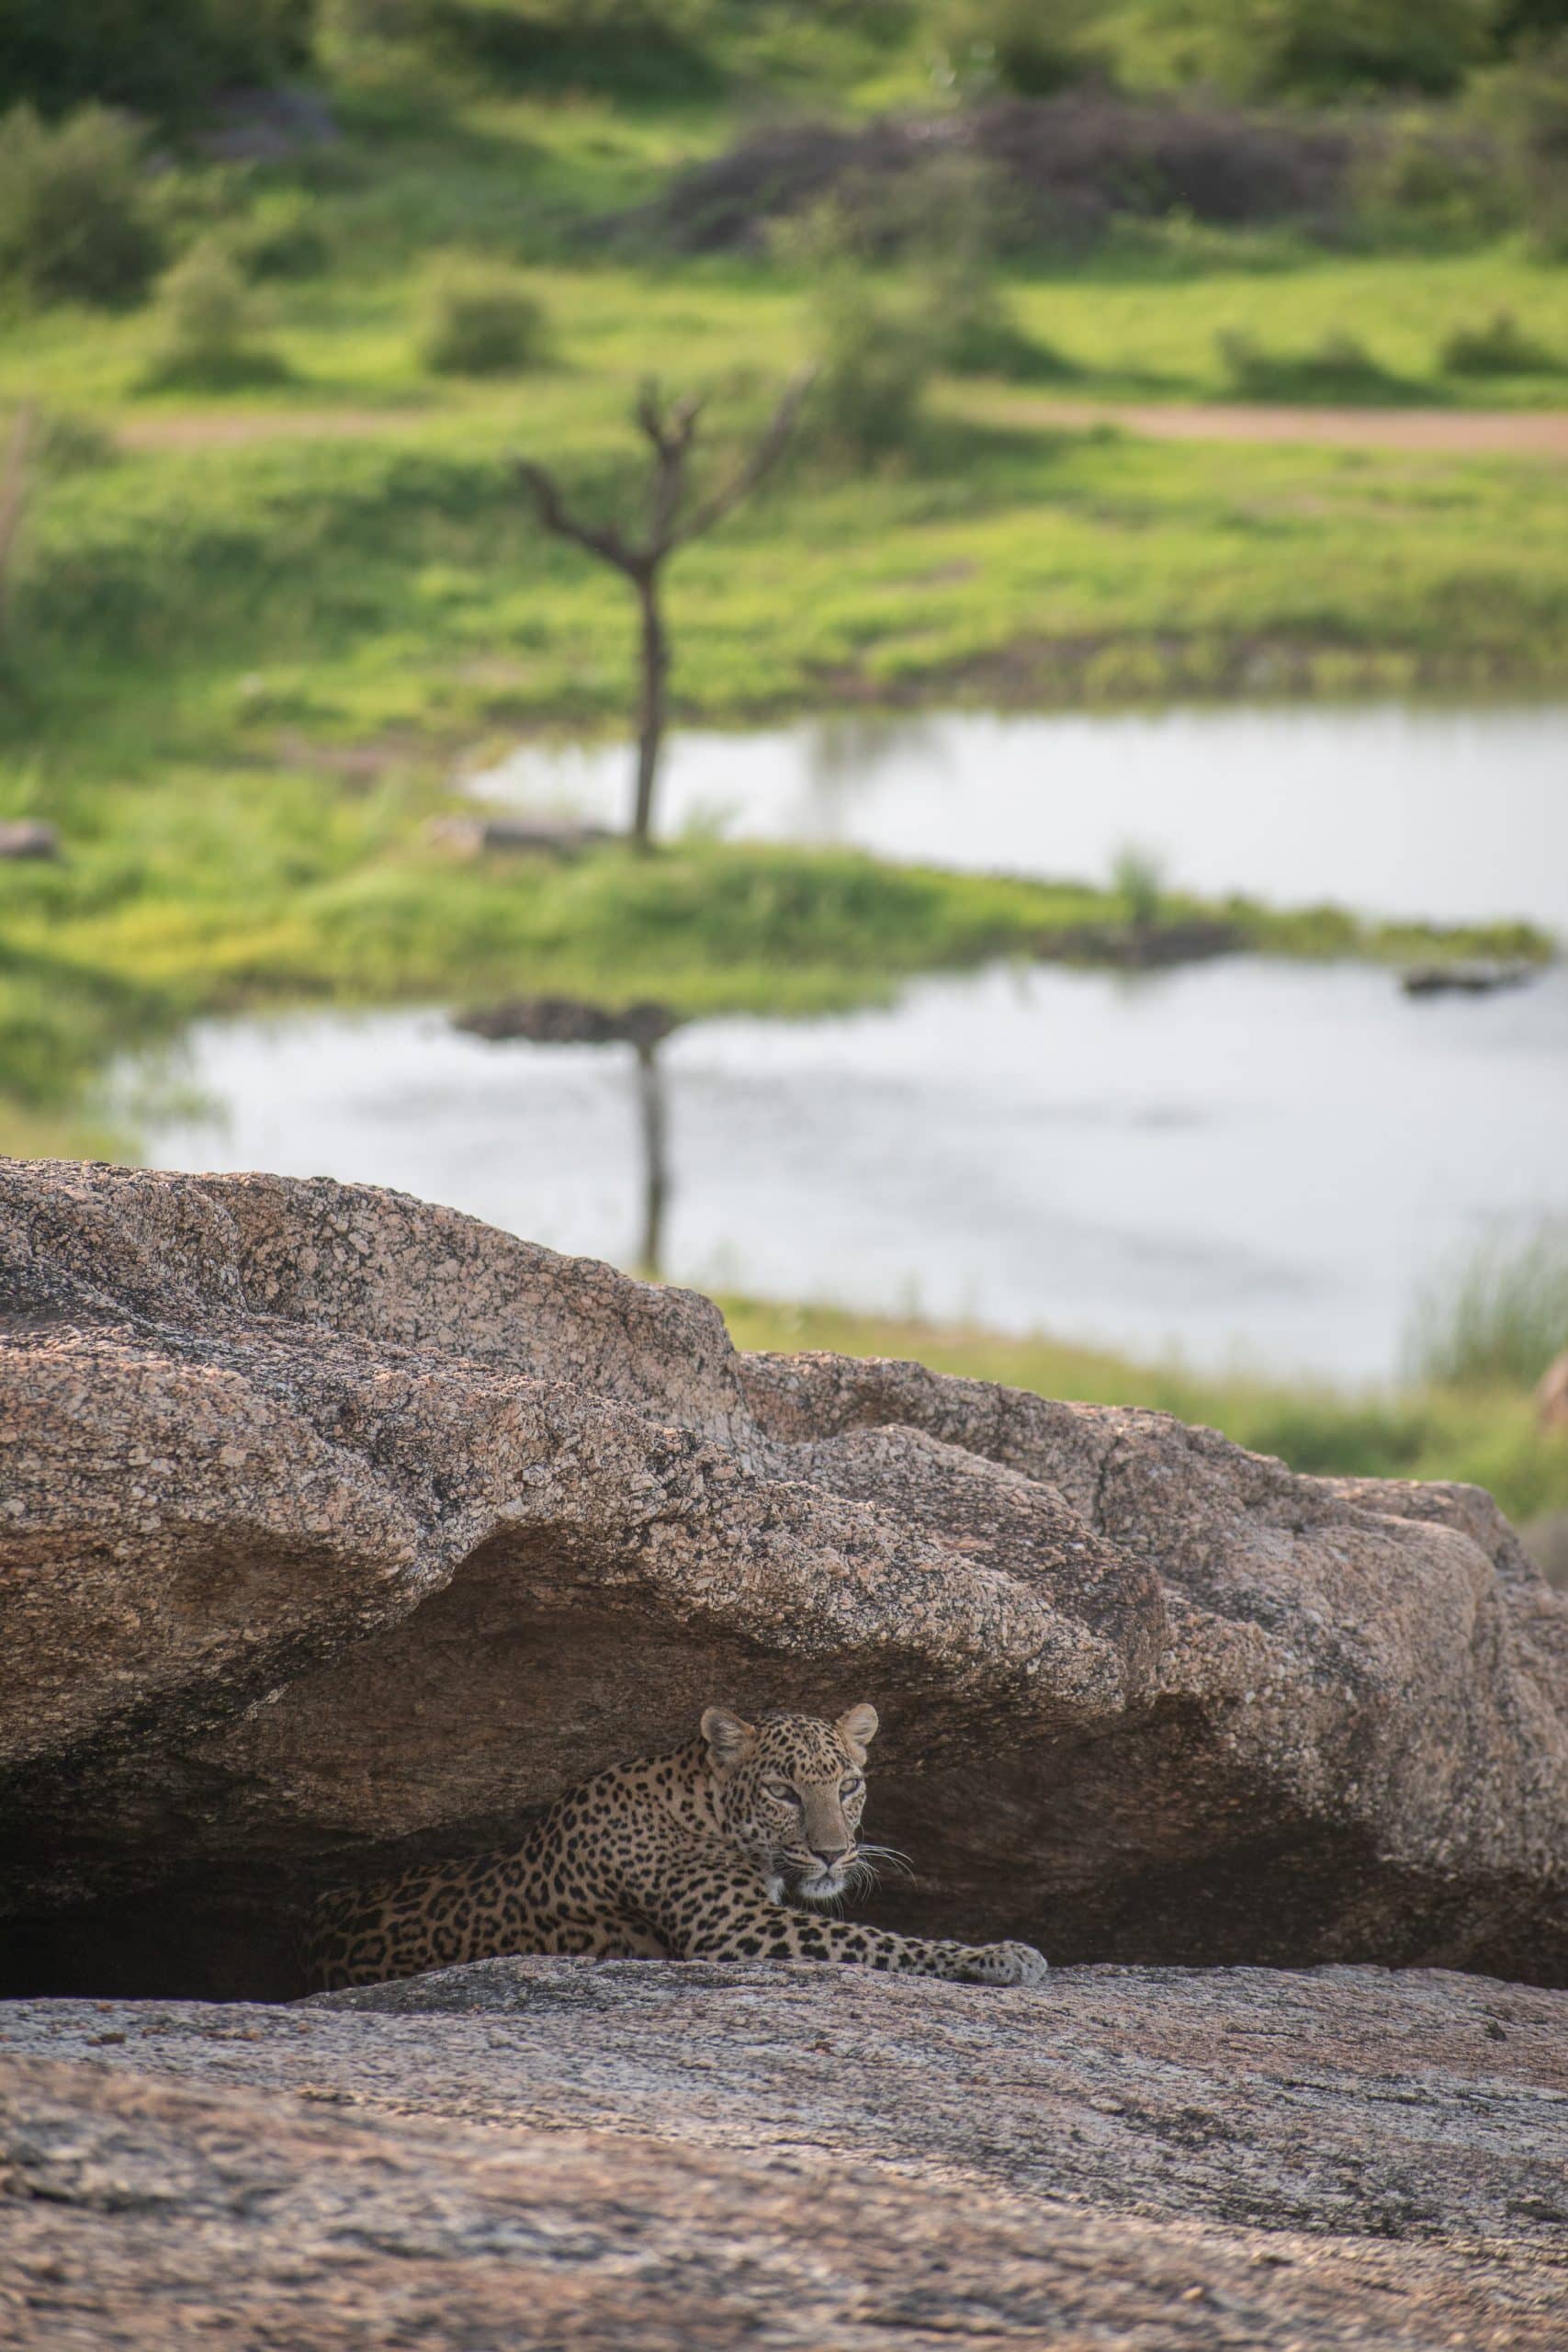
632 570 668 853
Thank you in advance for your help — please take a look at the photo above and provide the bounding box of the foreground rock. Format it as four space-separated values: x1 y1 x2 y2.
2 1962 1563 2350
2 1158 1565 1996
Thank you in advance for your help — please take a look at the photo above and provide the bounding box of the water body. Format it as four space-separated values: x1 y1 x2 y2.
131 956 1568 1385
474 703 1568 934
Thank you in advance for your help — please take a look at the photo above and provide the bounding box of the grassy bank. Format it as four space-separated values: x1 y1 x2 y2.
4 820 1544 1157
721 1295 1568 1536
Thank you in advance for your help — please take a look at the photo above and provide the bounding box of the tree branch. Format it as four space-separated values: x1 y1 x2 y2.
671 368 815 550
515 458 638 575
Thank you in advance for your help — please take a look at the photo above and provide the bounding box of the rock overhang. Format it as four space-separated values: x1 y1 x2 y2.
2 1157 1564 1997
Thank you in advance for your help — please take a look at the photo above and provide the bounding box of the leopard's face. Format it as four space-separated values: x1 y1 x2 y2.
702 1704 877 1904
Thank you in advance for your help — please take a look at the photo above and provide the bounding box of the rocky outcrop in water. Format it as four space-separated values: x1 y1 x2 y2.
2 1157 1564 1997
2 1959 1563 2349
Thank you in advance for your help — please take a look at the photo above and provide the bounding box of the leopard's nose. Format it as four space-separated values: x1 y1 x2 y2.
811 1844 851 1865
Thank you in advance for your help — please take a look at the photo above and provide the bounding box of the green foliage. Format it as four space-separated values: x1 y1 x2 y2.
935 0 1113 96
0 0 311 120
142 239 291 390
1195 0 1498 104
1352 115 1517 247
1111 842 1165 929
416 258 552 377
1491 32 1568 256
811 272 936 453
1215 324 1409 401
930 267 1076 380
231 191 333 283
1404 1220 1568 1388
1440 306 1559 374
0 105 162 309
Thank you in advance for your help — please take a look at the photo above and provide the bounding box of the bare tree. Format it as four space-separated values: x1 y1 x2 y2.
517 373 812 853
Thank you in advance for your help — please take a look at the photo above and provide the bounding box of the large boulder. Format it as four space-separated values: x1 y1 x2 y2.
1 1960 1564 2347
1 1157 1564 1996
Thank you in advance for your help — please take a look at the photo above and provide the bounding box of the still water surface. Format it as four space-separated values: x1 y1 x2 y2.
474 702 1568 933
133 956 1568 1385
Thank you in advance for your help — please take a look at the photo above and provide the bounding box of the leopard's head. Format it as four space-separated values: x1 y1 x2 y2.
701 1703 878 1904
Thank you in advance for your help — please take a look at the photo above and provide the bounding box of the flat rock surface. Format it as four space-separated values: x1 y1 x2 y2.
3 1961 1565 2349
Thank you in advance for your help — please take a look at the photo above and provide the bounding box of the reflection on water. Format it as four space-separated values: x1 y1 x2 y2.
634 1036 670 1277
473 702 1568 935
127 956 1568 1385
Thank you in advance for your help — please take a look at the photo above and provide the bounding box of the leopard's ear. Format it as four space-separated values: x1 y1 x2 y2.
836 1702 878 1762
701 1705 757 1770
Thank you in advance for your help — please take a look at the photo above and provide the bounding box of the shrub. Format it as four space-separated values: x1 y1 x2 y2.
811 273 936 455
416 260 551 377
937 0 1113 96
929 266 1075 380
1111 843 1165 930
1404 1219 1568 1388
1492 32 1568 257
231 190 331 282
143 239 290 390
1352 115 1517 246
1207 0 1496 104
1216 325 1405 401
1440 308 1559 375
0 104 161 308
0 0 311 121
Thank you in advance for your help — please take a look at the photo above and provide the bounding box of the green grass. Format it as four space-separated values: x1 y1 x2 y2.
4 815 1541 1151
1404 1220 1568 1388
720 1295 1568 1535
3 90 1565 1153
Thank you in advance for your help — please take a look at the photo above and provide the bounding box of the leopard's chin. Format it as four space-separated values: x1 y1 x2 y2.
795 1864 850 1905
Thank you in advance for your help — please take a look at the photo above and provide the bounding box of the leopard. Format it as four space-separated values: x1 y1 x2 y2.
306 1702 1049 1992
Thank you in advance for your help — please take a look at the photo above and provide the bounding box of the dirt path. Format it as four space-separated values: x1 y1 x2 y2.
983 395 1568 457
118 409 428 451
118 397 1568 458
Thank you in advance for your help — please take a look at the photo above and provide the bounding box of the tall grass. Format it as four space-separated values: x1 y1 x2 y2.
1403 1219 1568 1388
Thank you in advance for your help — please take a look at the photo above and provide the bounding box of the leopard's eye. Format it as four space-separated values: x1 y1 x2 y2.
766 1781 799 1805
841 1776 863 1797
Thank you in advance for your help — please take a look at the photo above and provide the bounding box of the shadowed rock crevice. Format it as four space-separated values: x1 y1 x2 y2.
3 1159 1564 1999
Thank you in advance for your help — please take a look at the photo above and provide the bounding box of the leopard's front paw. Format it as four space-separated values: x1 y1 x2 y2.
963 1939 1050 1988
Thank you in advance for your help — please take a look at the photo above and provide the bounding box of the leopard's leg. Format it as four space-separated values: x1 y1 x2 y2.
635 1858 1047 1986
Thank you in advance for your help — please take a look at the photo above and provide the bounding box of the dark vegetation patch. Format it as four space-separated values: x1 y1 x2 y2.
631 97 1366 257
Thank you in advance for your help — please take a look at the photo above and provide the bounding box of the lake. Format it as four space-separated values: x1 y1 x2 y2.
130 955 1568 1386
126 701 1568 1384
473 701 1568 933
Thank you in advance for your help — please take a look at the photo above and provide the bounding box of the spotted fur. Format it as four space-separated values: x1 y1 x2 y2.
307 1702 1048 1991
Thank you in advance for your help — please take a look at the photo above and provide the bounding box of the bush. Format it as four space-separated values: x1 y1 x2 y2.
416 261 552 377
1216 325 1407 401
811 273 936 455
1353 114 1517 245
1206 0 1497 103
1404 1219 1568 1388
1492 32 1568 256
0 104 161 308
936 0 1113 96
231 191 331 282
143 239 290 390
0 0 311 120
1111 843 1165 930
1440 308 1559 375
927 263 1075 380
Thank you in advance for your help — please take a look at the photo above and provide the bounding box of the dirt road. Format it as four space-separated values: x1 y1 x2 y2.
118 398 1568 458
